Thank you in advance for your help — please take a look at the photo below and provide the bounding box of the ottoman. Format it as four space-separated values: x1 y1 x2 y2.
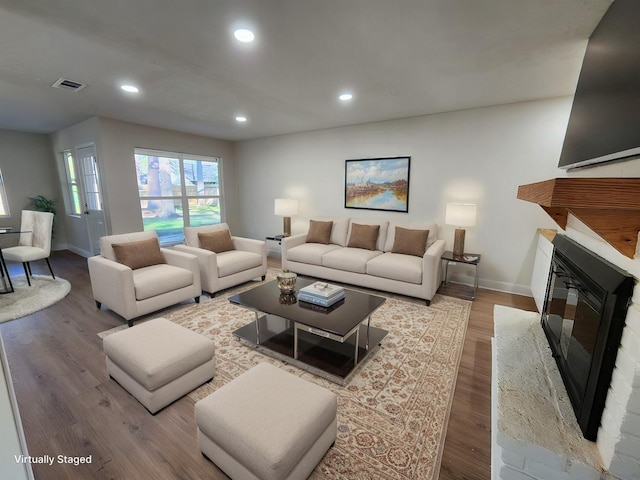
195 363 337 480
103 318 215 414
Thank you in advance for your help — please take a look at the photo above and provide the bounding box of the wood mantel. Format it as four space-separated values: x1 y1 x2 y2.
517 178 640 258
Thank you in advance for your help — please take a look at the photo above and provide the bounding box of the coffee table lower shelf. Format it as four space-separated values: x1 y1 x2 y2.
233 315 388 385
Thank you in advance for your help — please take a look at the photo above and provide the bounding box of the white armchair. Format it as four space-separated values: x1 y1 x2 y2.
87 231 201 326
174 223 267 297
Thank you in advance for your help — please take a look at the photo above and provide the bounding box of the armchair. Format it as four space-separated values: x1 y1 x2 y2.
87 231 201 326
174 223 267 296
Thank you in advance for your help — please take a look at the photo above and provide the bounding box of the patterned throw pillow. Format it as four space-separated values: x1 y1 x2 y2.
347 223 380 250
392 227 430 257
112 237 166 269
198 230 235 253
306 220 333 244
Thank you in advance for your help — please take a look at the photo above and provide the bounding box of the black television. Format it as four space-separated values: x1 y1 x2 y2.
558 0 640 170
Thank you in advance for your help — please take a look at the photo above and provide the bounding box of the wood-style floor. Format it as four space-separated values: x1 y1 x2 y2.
0 251 537 479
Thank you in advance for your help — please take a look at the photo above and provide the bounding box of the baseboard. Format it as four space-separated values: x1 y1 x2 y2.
447 272 532 297
53 243 92 258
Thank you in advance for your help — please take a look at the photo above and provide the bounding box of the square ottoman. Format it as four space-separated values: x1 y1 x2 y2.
195 363 337 480
103 317 215 414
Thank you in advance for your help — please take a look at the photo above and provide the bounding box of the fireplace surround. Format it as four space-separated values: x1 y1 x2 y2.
542 235 634 440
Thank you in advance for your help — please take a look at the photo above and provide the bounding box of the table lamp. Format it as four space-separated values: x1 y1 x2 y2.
274 198 298 237
445 203 477 257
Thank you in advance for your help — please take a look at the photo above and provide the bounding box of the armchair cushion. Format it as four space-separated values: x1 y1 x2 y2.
216 251 264 278
199 230 234 253
306 220 333 244
391 227 430 257
112 237 166 270
132 264 195 301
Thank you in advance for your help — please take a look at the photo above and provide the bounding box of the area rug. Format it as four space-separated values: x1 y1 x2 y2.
0 274 71 323
100 278 471 479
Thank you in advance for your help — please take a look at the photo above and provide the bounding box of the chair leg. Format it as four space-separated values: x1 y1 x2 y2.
22 263 31 286
95 300 102 309
194 296 201 304
45 258 56 279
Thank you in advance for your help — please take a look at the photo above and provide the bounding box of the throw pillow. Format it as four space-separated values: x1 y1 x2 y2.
392 227 430 257
112 237 166 270
347 223 380 250
198 230 235 253
306 220 333 244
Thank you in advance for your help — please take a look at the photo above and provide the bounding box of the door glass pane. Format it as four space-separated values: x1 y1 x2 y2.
81 155 102 211
135 154 181 197
188 198 221 226
140 199 184 244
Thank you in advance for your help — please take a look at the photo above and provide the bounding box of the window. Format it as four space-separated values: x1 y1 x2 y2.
63 150 82 216
134 149 222 244
0 168 9 217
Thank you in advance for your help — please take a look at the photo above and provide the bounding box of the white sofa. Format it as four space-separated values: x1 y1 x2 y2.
282 218 444 305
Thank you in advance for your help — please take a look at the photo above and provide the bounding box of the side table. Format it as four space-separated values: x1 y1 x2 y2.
265 234 286 245
441 250 481 300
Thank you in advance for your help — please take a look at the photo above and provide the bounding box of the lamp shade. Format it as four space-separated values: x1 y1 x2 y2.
445 203 477 227
274 198 298 216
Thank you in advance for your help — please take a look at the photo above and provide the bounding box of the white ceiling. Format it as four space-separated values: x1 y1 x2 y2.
0 0 612 141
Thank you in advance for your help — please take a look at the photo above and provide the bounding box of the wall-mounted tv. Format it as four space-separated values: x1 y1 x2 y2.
558 0 640 170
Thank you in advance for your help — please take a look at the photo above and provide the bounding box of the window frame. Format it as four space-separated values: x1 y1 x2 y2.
134 148 223 244
0 168 10 218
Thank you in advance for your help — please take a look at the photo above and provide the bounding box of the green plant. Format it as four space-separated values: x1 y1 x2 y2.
29 195 57 215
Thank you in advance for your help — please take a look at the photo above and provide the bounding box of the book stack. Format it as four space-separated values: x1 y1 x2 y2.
298 282 345 308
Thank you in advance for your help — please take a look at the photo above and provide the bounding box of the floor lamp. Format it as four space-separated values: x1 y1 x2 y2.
274 198 298 237
445 203 477 257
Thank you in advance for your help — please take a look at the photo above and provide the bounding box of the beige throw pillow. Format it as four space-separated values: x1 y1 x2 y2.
306 220 333 244
199 230 235 253
112 237 166 270
347 223 380 250
392 227 430 257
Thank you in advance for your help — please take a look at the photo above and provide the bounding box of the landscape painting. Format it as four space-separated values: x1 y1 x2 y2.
344 156 410 212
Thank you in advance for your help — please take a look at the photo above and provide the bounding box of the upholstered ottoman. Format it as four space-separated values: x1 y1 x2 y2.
195 363 337 480
103 318 215 414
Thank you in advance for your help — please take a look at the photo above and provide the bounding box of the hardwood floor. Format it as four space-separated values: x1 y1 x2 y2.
0 251 537 479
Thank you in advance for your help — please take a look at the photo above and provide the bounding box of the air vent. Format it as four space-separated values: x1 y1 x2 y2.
51 77 87 92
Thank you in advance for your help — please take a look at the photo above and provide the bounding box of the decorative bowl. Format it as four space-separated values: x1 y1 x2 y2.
276 271 297 294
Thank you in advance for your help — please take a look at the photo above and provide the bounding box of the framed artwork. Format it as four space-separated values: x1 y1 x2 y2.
344 156 410 212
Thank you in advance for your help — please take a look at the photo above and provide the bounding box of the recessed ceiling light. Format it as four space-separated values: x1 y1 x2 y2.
234 29 255 43
339 93 353 101
120 85 139 93
235 115 248 123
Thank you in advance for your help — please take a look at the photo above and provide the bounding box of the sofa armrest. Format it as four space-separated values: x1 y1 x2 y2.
87 255 138 319
422 239 446 297
281 233 307 270
232 236 266 256
163 248 201 291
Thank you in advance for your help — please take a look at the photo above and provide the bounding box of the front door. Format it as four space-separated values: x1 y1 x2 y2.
76 145 106 255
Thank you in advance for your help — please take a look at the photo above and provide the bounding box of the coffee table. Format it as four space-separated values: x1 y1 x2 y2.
230 277 387 385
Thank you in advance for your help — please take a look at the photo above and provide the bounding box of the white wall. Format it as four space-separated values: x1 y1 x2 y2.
50 117 236 255
234 97 573 294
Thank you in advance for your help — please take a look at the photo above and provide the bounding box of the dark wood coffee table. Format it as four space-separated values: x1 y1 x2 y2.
230 277 387 385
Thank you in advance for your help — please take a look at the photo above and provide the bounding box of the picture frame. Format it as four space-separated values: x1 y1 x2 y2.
344 156 410 212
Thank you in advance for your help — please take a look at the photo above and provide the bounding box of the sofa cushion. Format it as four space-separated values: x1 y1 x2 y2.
347 220 389 251
306 220 333 244
392 227 430 257
384 221 438 252
287 243 341 266
199 230 235 253
366 252 423 284
322 247 382 274
216 250 264 277
347 223 380 250
112 237 166 270
330 218 351 246
184 223 230 248
132 264 194 300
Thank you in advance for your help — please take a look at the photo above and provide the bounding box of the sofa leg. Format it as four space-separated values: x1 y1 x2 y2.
127 320 134 328
95 300 102 309
261 275 266 281
194 296 201 304
425 299 431 306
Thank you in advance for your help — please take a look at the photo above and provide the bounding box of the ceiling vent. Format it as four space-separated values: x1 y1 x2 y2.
51 77 87 92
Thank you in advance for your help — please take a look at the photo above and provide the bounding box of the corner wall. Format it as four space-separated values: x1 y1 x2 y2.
233 97 572 293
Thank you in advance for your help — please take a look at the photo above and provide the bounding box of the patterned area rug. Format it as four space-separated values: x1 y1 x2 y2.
99 276 471 479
